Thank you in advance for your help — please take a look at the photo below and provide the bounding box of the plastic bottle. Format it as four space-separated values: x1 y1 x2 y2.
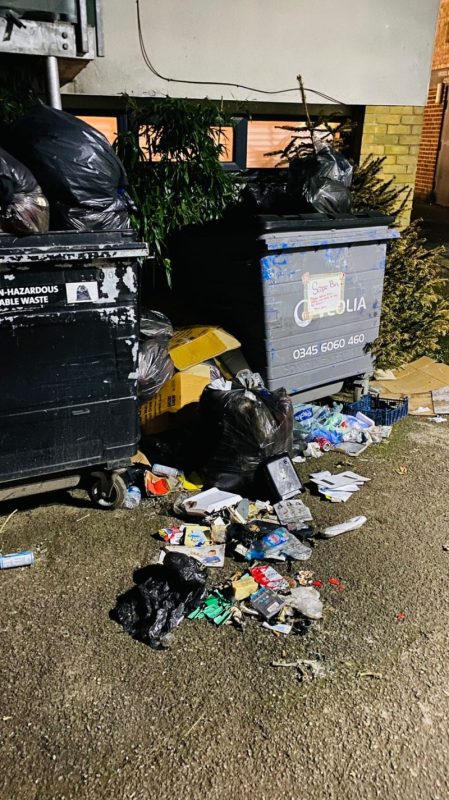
124 485 141 509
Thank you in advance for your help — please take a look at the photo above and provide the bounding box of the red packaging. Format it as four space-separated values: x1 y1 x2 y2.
250 564 289 592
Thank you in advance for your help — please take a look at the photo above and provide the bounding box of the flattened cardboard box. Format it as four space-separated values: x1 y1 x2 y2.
139 371 210 434
169 326 240 371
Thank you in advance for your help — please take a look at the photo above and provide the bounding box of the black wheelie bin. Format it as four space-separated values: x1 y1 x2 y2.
0 229 148 508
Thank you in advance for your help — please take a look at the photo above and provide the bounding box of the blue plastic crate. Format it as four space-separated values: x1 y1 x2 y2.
343 395 408 426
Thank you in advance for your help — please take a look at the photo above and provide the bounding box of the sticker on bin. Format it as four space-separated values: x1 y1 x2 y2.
302 272 345 321
65 281 99 304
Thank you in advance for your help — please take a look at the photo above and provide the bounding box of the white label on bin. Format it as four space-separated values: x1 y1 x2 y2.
302 272 345 320
65 281 99 304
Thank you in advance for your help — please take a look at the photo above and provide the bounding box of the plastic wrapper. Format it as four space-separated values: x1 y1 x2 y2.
112 552 207 649
287 143 353 215
8 106 131 231
0 146 49 235
199 371 293 494
138 309 175 400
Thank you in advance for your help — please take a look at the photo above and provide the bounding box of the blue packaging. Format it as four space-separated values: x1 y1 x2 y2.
0 550 34 569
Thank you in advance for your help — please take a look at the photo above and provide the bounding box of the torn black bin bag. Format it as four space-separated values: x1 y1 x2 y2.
8 105 132 231
199 374 293 495
287 143 353 215
112 552 207 649
0 146 49 235
138 310 175 400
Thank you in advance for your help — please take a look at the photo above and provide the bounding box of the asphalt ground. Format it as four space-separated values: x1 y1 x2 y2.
0 416 448 800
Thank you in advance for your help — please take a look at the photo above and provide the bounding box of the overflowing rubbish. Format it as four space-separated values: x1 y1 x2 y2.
7 106 132 231
0 146 49 235
294 400 392 457
0 550 34 569
200 372 293 494
287 142 353 214
138 311 175 401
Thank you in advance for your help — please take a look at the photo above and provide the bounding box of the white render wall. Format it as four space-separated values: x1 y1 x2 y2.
64 0 440 106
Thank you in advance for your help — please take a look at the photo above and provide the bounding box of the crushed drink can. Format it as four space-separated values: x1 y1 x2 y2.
0 550 34 569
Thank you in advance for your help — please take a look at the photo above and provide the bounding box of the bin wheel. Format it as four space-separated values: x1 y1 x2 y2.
89 472 127 510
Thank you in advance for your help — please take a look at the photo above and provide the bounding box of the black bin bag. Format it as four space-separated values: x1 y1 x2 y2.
0 146 49 235
288 142 353 214
199 372 293 495
8 105 132 231
138 310 175 400
112 552 207 650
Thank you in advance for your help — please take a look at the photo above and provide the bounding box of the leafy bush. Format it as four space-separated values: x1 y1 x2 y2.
115 97 239 279
352 156 449 368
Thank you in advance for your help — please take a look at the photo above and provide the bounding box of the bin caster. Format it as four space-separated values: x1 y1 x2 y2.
88 471 127 510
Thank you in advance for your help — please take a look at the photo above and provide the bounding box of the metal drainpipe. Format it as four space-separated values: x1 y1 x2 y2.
46 56 62 110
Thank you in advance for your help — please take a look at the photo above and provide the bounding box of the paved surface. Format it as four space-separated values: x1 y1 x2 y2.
1 418 449 800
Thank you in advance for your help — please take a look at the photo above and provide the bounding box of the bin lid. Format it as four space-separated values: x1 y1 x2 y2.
254 211 395 233
0 230 149 264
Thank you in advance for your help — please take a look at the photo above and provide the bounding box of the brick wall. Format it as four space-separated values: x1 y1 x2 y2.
360 106 424 226
414 0 449 202
415 87 444 200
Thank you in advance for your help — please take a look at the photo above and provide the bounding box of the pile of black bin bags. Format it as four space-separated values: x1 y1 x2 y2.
0 105 133 235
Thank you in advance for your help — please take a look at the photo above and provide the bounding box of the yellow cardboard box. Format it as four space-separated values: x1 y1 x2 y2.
169 326 240 371
139 370 210 434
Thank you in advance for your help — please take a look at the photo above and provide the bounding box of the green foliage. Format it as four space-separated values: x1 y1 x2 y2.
115 97 239 274
370 222 449 367
351 156 449 368
352 155 410 217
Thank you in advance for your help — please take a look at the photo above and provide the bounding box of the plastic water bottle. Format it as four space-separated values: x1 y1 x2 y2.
124 485 141 509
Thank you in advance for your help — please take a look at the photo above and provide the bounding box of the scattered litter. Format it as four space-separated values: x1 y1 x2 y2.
181 488 242 517
396 612 406 622
2 716 13 722
442 544 449 552
232 573 259 601
312 580 323 588
210 517 228 543
285 586 323 619
321 516 367 539
297 570 314 586
250 564 290 592
328 578 342 587
310 470 369 503
124 485 142 508
0 550 34 569
429 416 447 424
188 590 232 625
162 543 225 568
76 514 90 523
263 621 292 635
396 465 408 475
183 525 210 547
262 453 302 501
250 587 285 619
274 498 313 529
358 671 383 679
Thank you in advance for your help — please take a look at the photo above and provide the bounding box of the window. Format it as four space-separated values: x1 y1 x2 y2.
246 120 338 168
138 125 234 163
76 115 118 145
